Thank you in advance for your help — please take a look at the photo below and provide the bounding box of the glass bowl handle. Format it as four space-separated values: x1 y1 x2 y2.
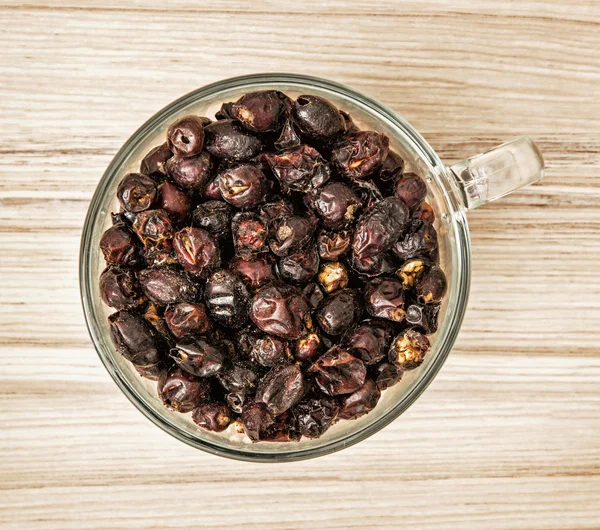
448 136 544 210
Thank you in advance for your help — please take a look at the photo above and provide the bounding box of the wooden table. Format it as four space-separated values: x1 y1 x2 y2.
1 1 599 528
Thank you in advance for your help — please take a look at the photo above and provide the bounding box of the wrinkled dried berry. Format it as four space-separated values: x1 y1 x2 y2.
351 178 383 211
142 301 172 339
158 367 209 413
99 266 144 310
192 402 231 432
232 212 268 255
170 336 225 377
143 239 177 267
396 257 429 289
166 151 213 190
279 246 320 285
166 115 205 158
349 252 396 278
218 365 257 394
204 120 262 161
219 164 270 209
156 180 191 222
294 398 338 438
173 227 220 277
117 173 157 213
265 145 330 194
251 335 291 367
229 254 276 290
378 150 404 182
395 172 428 210
331 131 389 179
414 201 435 224
415 265 447 305
294 332 322 361
140 142 173 178
373 362 402 391
274 119 302 151
316 289 361 336
138 266 197 305
292 95 346 144
204 269 250 328
309 347 366 396
164 302 212 339
405 302 440 334
317 261 349 294
309 181 361 229
100 224 141 267
338 379 380 420
258 198 294 233
215 102 236 120
256 364 305 416
344 324 391 365
269 214 317 257
317 230 352 261
192 200 232 239
109 310 165 366
232 90 290 133
250 282 311 340
242 401 274 442
364 277 406 322
389 329 430 370
392 219 438 261
132 209 173 246
202 175 223 200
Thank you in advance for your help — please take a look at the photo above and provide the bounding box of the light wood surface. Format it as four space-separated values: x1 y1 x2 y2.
1 1 599 528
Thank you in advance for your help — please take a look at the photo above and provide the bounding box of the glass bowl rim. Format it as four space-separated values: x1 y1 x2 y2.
79 73 471 462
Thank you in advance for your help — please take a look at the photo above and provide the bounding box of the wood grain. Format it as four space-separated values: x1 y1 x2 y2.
1 1 599 528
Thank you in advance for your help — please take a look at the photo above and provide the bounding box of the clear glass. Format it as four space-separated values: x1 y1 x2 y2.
80 73 543 462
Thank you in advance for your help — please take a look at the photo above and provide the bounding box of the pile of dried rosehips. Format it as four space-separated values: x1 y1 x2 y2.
99 91 447 442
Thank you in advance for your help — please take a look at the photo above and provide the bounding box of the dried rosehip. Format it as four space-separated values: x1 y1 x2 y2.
192 402 231 432
258 198 294 234
316 289 361 336
204 120 262 161
302 282 325 309
218 365 257 394
397 257 429 289
138 266 197 305
204 269 250 328
132 209 173 246
158 367 209 413
415 265 447 305
100 224 141 267
164 302 211 339
309 182 361 228
219 164 270 209
317 230 352 261
405 302 440 334
279 246 320 285
99 266 144 310
142 301 172 339
317 261 349 294
364 277 406 322
140 142 173 178
143 239 177 267
269 214 317 257
165 152 212 190
256 364 305 415
392 219 438 261
166 115 205 158
173 227 220 277
351 178 383 211
379 150 404 182
191 200 232 239
242 401 274 442
395 172 428 210
232 90 290 133
156 180 191 222
414 201 435 224
344 324 391 365
292 95 346 144
251 335 291 367
229 255 276 291
389 329 430 370
331 131 389 179
309 347 366 396
260 416 301 442
117 173 157 213
338 379 381 420
250 282 311 340
373 362 402 391
295 332 322 361
264 145 330 194
274 119 302 151
170 336 225 377
231 212 268 255
348 252 396 278
294 398 338 438
352 197 409 258
109 310 165 366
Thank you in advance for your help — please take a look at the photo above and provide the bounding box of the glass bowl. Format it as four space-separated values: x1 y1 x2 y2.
80 73 543 462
